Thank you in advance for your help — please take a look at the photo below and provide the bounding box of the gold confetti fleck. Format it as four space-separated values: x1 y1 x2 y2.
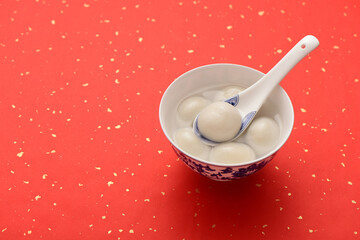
226 25 233 30
129 229 134 233
95 167 101 170
144 199 150 202
276 49 283 54
341 162 346 167
355 78 359 83
312 174 316 178
27 230 32 234
115 125 121 129
255 184 262 187
51 134 57 138
212 224 216 228
146 138 151 142
1 228 7 232
187 49 194 53
119 229 123 232
35 195 41 201
219 44 225 48
78 183 84 187
258 11 265 16
107 108 112 113
297 216 303 220
17 152 24 157
82 83 89 87
321 67 326 72
84 3 90 7
263 224 268 228
309 229 314 233
107 181 114 187
333 45 339 49
161 192 165 196
352 200 357 204
342 108 346 113
304 149 309 153
300 108 307 113
102 216 106 219
138 37 143 42
108 230 111 234
348 181 353 185
288 193 292 196
51 20 55 25
248 55 252 59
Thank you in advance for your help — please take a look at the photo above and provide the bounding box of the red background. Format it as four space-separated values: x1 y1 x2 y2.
1 0 359 239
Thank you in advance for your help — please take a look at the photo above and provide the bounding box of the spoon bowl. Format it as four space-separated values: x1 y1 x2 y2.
193 35 319 145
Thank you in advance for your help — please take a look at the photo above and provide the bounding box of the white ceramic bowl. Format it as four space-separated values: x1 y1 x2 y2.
159 64 294 181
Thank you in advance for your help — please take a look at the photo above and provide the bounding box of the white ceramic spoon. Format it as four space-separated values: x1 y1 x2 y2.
193 35 319 145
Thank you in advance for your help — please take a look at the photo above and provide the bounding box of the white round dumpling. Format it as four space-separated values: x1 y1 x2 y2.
223 85 245 99
174 127 210 159
209 142 255 164
245 117 280 155
197 102 242 142
177 96 208 122
214 85 245 101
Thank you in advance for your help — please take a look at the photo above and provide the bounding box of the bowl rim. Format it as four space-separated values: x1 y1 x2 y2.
159 63 295 167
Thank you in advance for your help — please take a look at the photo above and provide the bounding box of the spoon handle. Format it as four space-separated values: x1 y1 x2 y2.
264 35 319 88
241 35 319 109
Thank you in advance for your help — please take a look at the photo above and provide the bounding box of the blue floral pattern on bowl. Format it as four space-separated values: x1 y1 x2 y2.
172 145 275 181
